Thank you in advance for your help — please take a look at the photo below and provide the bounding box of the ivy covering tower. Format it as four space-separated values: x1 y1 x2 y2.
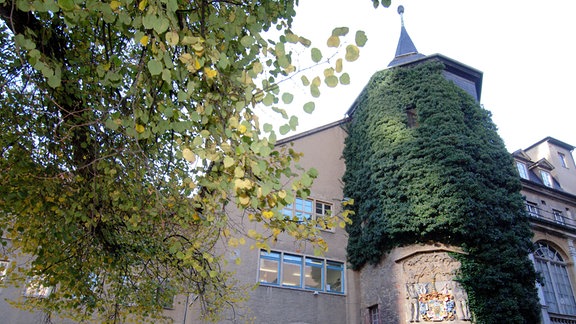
343 8 541 323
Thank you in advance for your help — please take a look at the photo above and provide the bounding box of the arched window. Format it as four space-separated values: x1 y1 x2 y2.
534 242 576 315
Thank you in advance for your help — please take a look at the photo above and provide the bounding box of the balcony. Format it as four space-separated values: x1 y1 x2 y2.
526 204 576 231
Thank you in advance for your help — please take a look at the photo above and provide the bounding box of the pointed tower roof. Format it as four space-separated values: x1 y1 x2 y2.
388 5 425 67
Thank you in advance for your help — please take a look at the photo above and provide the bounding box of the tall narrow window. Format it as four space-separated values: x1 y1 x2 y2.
540 170 553 187
559 152 568 168
326 261 344 293
304 257 323 290
516 162 529 179
369 305 380 324
258 251 280 285
282 254 302 287
534 242 576 315
0 260 8 283
406 106 418 128
315 201 333 230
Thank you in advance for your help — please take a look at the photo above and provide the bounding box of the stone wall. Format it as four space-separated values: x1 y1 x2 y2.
359 244 471 323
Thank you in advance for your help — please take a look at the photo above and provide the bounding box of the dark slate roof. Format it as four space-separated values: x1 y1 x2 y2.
388 24 425 67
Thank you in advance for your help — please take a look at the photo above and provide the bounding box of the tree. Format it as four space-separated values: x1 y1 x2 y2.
0 0 367 321
343 61 541 323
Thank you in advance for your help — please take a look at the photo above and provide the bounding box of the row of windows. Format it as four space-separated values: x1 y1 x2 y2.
282 197 333 230
258 250 345 294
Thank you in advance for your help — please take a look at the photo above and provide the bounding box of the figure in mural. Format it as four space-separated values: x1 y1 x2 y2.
453 282 471 320
406 283 420 322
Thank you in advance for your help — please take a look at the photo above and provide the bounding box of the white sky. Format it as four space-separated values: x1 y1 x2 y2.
262 0 576 152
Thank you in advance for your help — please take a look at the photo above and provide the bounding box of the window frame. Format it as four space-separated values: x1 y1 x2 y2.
533 242 576 315
526 202 540 218
553 209 564 225
283 197 334 231
369 304 380 324
558 152 568 168
540 170 553 187
516 161 529 179
258 250 345 294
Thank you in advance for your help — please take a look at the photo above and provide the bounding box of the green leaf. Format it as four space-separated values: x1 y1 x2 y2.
311 48 322 63
331 27 349 37
381 0 392 8
281 92 294 104
303 102 315 114
154 17 170 34
166 31 179 46
345 45 360 62
298 36 312 47
310 85 320 98
355 30 368 47
279 124 291 135
324 75 338 88
263 123 273 133
58 0 75 11
339 73 351 85
147 60 163 76
301 75 310 86
240 35 254 47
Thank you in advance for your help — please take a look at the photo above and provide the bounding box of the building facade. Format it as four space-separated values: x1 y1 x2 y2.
2 7 576 324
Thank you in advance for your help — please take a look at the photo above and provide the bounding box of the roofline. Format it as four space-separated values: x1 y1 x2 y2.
275 118 348 145
345 53 484 117
524 137 575 152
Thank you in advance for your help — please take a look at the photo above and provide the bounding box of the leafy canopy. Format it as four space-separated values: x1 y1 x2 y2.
0 0 370 321
343 61 541 324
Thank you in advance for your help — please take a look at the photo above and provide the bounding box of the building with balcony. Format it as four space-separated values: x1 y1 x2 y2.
513 137 576 324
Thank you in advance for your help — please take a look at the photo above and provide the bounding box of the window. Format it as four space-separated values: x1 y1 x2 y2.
258 251 280 285
0 260 8 283
526 202 539 217
369 305 380 324
553 209 564 225
283 197 333 229
559 152 568 168
282 254 303 287
406 106 418 128
534 242 576 315
24 276 53 298
304 257 323 290
283 198 313 222
315 201 333 230
540 170 553 187
258 250 345 294
516 162 529 179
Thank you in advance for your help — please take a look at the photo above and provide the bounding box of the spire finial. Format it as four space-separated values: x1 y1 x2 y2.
398 5 405 27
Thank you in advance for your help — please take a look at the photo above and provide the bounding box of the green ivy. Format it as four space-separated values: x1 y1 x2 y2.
343 60 541 323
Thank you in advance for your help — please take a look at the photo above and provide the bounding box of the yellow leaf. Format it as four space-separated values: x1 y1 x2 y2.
182 148 196 163
326 35 340 48
335 58 343 73
238 124 247 134
262 210 274 220
204 67 218 79
135 124 145 133
139 35 149 46
223 156 234 168
238 195 250 206
247 229 257 238
138 0 147 10
110 0 121 10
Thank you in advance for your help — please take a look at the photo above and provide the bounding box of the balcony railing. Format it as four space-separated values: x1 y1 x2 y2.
526 205 576 230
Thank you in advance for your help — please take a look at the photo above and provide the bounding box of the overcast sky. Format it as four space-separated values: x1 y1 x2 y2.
263 0 576 152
